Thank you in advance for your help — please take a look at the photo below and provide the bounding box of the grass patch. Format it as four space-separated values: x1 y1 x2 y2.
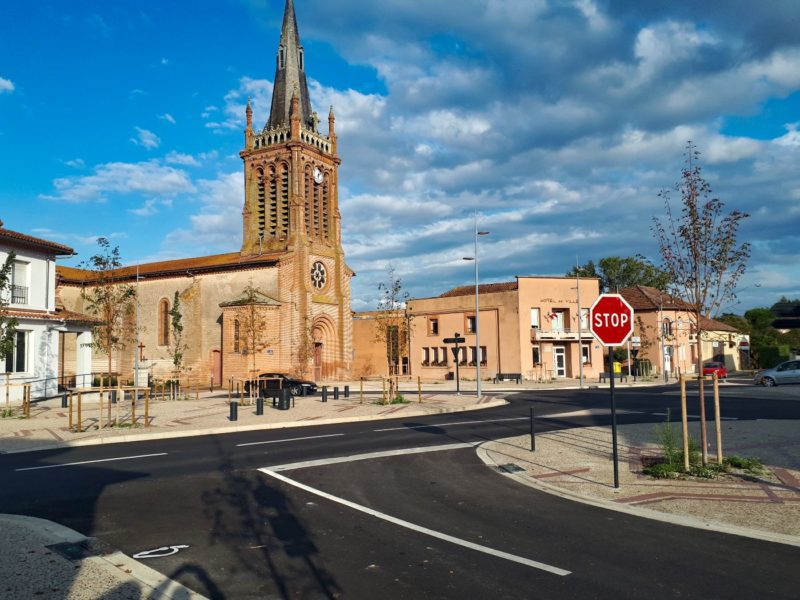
1 409 17 418
724 455 764 474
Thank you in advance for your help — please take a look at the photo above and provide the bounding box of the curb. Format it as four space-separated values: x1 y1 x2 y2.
0 514 207 599
475 443 800 549
1 398 508 455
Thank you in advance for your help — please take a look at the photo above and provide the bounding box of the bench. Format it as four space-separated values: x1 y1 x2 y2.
599 372 628 383
493 373 522 384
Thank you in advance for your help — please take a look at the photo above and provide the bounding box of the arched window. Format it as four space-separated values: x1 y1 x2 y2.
233 319 240 353
159 299 170 346
662 318 673 337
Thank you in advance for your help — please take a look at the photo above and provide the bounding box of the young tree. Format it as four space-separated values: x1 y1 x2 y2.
567 255 670 292
374 266 411 402
80 238 137 387
0 252 19 368
652 142 750 464
238 282 272 379
168 291 187 384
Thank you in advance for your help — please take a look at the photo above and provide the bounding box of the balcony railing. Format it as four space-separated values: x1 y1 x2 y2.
532 327 594 341
11 285 28 305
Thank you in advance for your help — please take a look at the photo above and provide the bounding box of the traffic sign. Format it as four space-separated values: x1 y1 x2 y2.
589 294 635 347
443 336 465 344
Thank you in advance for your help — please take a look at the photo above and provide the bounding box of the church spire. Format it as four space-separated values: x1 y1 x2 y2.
267 0 313 131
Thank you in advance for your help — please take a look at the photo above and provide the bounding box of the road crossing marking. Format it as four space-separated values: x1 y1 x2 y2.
260 464 571 577
14 452 168 472
236 433 345 447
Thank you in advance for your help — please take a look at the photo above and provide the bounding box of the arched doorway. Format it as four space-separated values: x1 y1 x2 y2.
311 315 336 381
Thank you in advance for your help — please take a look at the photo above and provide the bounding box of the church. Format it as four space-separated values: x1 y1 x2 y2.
57 0 353 385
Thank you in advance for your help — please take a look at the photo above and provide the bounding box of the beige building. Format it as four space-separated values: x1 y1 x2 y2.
353 277 605 382
57 0 352 385
619 286 748 377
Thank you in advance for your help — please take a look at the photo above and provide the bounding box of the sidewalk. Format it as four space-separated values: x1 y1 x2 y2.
0 514 206 599
479 419 800 546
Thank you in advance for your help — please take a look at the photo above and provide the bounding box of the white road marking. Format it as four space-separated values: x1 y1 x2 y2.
236 433 345 447
261 467 571 577
651 412 737 421
373 416 528 432
266 442 481 472
133 545 189 559
15 452 168 472
543 408 641 419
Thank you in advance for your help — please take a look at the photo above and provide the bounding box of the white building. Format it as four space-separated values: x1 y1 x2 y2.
1 221 94 401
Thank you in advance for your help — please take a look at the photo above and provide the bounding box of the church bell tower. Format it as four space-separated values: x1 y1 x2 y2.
239 0 351 379
240 0 340 256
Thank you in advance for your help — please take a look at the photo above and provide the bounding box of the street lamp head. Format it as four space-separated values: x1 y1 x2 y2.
463 257 475 261
477 231 490 236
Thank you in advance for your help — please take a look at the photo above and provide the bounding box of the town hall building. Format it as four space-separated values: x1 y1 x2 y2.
57 0 353 385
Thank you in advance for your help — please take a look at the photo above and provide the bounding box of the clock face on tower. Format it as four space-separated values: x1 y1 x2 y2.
310 261 327 290
313 167 324 184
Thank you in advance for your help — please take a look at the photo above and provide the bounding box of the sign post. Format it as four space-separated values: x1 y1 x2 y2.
590 294 635 489
444 333 466 396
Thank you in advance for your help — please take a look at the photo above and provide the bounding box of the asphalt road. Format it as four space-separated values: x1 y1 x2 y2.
2 383 799 599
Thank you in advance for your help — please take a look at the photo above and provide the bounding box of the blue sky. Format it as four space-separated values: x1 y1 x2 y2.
1 0 798 313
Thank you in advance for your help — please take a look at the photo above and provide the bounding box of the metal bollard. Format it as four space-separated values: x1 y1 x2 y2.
256 397 264 415
344 385 349 398
61 392 68 409
321 386 328 402
333 386 339 400
110 390 117 405
278 388 291 410
230 401 238 421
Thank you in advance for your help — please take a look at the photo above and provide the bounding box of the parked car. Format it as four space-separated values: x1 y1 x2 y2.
754 360 800 387
702 361 728 380
244 373 317 396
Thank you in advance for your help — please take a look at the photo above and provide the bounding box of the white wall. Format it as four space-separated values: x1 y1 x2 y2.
0 245 55 312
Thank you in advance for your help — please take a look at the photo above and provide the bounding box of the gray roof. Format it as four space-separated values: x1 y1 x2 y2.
266 0 314 131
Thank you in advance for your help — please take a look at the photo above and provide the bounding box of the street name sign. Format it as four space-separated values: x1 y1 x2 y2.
589 294 635 347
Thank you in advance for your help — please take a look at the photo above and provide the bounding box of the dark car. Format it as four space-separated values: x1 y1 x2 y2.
244 373 317 397
702 361 728 380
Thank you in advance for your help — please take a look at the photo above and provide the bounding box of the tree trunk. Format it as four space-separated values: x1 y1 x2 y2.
696 312 708 466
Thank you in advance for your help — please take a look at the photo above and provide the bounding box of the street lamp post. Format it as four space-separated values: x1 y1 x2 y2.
463 213 489 399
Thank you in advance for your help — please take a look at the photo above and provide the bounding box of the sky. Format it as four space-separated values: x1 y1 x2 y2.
1 0 798 314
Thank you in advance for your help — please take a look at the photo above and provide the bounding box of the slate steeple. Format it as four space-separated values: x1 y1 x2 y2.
267 0 314 131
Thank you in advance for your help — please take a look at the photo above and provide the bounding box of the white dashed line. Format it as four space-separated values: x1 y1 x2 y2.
15 453 168 472
236 433 345 447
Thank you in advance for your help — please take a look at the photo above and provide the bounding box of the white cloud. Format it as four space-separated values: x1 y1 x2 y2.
130 127 161 149
63 158 86 169
128 199 159 216
158 113 176 124
165 151 200 166
0 77 14 94
774 122 800 147
41 160 195 203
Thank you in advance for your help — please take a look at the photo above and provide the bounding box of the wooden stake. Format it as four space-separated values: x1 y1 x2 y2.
99 389 104 429
359 378 364 404
68 391 73 431
418 376 422 403
145 389 150 427
132 389 137 426
77 392 82 433
680 375 689 471
713 372 723 464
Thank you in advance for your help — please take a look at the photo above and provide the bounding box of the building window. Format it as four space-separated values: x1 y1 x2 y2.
233 320 240 353
10 261 28 305
159 299 170 346
458 347 467 366
579 308 589 330
466 315 476 334
429 318 439 335
530 308 540 329
440 346 448 366
662 318 673 337
532 345 541 365
581 344 591 365
422 347 430 366
3 330 27 373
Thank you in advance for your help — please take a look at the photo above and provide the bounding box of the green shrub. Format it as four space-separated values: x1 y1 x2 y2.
653 409 681 467
724 455 764 474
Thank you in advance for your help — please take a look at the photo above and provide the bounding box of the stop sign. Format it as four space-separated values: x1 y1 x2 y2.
590 294 634 346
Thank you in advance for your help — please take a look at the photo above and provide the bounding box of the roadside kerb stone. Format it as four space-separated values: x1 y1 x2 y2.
478 420 800 547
